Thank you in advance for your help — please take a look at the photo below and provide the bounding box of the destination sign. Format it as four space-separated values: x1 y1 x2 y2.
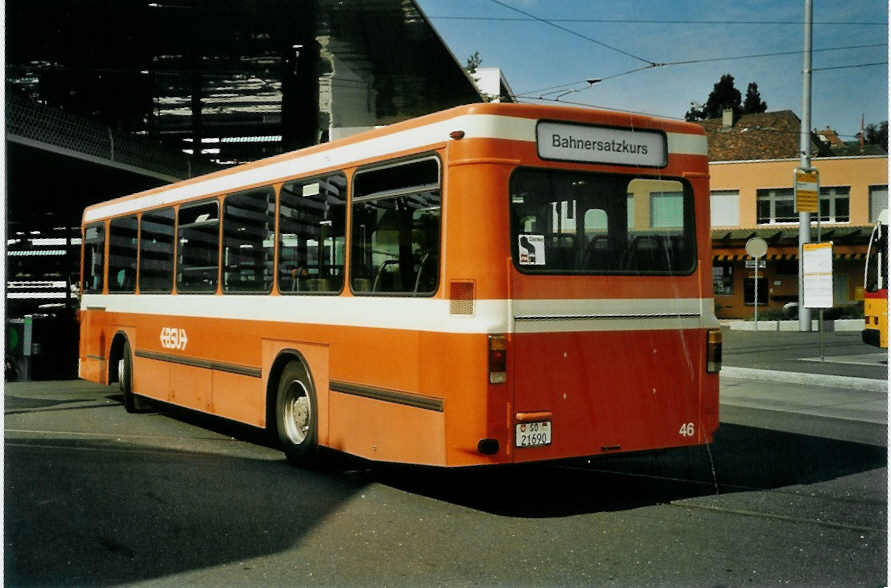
537 121 667 167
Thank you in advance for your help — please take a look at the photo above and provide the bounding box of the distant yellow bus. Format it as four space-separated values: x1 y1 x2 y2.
863 210 887 348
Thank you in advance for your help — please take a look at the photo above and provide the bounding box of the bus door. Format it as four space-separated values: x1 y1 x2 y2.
508 168 703 457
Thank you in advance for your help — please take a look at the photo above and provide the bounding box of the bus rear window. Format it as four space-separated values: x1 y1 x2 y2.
510 168 696 275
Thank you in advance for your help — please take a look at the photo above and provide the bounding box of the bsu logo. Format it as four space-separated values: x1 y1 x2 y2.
160 327 188 351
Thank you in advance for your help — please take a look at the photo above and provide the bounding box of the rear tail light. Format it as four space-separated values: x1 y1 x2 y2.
488 334 507 384
706 328 722 373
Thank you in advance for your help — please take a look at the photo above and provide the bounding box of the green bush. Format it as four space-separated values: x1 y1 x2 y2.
760 308 787 321
747 302 863 321
824 302 863 320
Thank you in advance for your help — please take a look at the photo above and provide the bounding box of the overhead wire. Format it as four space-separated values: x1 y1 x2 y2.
517 43 888 98
514 94 873 140
661 42 887 67
485 0 658 66
469 2 885 98
449 3 886 136
428 15 888 26
812 61 888 72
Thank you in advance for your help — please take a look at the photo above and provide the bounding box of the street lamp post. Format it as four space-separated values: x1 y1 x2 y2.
798 0 813 332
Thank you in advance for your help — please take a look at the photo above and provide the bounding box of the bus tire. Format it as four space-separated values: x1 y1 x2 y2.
274 361 319 467
119 340 138 413
119 339 151 413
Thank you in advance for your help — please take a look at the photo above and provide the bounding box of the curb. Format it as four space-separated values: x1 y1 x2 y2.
721 319 863 332
721 366 887 393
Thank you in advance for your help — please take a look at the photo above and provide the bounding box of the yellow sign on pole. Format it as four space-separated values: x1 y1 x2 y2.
795 168 819 213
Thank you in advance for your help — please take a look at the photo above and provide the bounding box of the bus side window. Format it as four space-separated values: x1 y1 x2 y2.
350 157 441 296
108 215 138 293
139 208 175 293
278 173 346 294
223 186 275 293
177 200 220 293
83 222 105 294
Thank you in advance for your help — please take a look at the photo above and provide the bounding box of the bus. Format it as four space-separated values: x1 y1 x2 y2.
863 209 887 348
78 102 721 467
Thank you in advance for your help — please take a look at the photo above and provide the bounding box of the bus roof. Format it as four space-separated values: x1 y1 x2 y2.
83 102 707 224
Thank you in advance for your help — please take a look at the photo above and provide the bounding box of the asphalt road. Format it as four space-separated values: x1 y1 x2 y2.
4 351 887 586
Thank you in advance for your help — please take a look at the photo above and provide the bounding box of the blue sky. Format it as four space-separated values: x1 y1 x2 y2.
415 0 888 140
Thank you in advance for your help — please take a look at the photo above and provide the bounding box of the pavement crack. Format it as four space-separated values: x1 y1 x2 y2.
4 402 120 416
669 501 885 533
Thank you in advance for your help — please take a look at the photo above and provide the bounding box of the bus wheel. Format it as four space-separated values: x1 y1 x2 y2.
119 340 138 413
119 340 150 413
275 361 319 466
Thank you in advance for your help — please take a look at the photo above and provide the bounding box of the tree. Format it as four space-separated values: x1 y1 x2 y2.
684 101 707 122
464 51 482 75
743 82 767 114
685 74 768 122
863 121 888 151
685 74 741 121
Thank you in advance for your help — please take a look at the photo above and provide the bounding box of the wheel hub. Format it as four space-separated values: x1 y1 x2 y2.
283 379 311 444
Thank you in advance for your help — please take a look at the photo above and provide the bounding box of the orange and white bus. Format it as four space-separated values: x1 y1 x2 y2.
79 102 721 467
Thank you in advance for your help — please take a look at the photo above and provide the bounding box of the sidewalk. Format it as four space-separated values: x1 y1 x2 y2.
720 374 887 425
719 328 888 426
721 318 863 332
721 366 886 393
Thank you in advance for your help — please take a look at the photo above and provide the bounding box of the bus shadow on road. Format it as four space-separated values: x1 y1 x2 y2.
104 392 282 450
5 436 366 587
97 393 888 520
367 423 887 518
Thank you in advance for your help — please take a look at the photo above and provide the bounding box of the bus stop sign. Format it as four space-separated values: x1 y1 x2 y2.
795 168 819 213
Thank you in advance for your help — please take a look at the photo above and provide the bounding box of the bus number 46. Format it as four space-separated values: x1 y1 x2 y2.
678 422 695 437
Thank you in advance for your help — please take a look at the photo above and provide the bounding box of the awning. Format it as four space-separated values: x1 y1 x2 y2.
712 246 866 261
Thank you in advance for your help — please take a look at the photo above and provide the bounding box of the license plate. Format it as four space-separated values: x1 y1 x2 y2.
515 421 552 448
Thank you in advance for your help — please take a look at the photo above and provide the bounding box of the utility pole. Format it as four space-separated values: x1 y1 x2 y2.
798 0 813 332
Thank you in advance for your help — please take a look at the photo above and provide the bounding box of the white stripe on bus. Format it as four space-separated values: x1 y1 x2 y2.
81 294 717 334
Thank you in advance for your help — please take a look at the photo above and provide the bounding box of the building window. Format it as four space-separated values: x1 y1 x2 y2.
774 259 798 275
710 190 740 227
818 186 850 223
756 188 795 224
650 191 684 228
712 263 733 295
870 185 888 222
744 276 769 305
